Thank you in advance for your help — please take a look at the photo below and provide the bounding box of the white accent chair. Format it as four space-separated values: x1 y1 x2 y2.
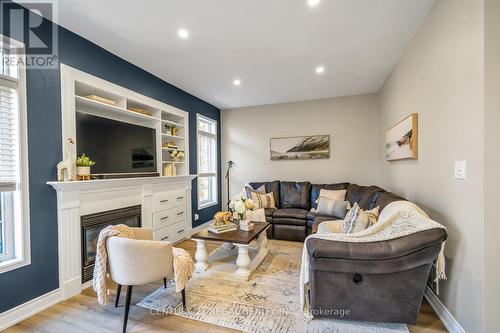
106 228 186 333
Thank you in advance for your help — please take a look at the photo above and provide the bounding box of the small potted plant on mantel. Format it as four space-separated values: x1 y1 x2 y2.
76 153 96 181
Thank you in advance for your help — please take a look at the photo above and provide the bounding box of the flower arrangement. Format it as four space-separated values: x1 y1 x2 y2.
229 197 256 220
170 150 185 161
76 153 96 167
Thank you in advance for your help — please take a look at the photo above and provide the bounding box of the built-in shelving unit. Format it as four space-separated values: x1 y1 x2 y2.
63 66 190 177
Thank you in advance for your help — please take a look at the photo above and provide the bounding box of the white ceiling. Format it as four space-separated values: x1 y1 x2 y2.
53 0 435 109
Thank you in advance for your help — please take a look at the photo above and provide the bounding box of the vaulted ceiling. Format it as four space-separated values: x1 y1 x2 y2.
53 0 435 108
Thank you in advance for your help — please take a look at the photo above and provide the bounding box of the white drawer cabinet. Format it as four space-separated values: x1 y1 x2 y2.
154 220 188 243
153 190 186 212
152 205 187 231
150 189 190 244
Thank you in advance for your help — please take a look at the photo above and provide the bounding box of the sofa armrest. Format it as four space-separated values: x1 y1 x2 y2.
306 228 447 261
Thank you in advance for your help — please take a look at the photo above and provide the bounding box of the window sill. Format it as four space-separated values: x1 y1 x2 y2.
198 201 218 210
0 256 30 274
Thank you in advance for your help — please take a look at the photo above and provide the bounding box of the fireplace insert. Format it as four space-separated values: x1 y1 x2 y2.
81 205 141 283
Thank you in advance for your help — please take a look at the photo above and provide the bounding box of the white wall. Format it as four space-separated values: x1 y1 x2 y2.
484 0 500 330
221 94 380 204
378 0 484 331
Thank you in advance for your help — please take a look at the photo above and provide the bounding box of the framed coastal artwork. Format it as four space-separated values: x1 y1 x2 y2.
386 113 418 161
270 135 330 160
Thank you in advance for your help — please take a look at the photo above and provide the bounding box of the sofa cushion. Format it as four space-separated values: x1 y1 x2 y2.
249 180 281 208
359 186 385 210
346 184 385 210
376 192 406 212
309 215 341 231
264 208 275 223
273 208 308 220
280 181 311 209
311 183 350 209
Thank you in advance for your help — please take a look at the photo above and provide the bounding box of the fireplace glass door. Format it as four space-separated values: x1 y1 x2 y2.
81 205 141 282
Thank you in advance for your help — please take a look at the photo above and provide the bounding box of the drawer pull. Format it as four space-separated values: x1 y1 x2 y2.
177 196 184 200
161 236 170 241
160 199 169 203
161 216 169 220
177 212 184 216
177 229 185 234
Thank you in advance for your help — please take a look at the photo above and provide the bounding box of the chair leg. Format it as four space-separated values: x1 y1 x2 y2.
122 286 133 333
115 284 122 308
181 288 186 311
163 277 167 289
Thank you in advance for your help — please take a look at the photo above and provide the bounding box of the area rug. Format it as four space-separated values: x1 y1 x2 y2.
137 240 409 333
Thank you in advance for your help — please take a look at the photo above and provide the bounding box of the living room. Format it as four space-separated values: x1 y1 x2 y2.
0 0 498 332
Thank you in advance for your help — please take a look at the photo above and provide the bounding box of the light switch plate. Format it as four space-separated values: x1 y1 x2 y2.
454 160 466 179
194 213 199 221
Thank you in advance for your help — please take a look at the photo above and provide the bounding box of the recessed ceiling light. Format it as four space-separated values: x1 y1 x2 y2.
308 0 320 7
315 66 325 74
178 29 189 39
233 79 241 86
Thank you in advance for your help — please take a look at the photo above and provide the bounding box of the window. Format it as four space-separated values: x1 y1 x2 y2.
197 114 218 209
0 36 30 273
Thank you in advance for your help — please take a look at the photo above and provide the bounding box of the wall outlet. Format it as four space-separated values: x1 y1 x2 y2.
454 160 466 179
194 214 199 221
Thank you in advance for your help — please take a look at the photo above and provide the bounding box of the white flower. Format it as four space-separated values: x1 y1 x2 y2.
228 200 235 209
234 200 246 215
245 199 255 210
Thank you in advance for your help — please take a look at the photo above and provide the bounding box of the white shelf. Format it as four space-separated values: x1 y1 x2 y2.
162 147 184 151
162 133 184 140
75 95 160 127
162 161 185 164
161 119 184 127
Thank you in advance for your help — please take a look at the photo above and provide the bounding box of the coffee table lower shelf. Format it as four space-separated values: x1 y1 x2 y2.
192 230 269 280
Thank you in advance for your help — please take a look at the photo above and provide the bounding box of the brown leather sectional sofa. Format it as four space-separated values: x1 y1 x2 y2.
248 180 405 240
248 180 448 324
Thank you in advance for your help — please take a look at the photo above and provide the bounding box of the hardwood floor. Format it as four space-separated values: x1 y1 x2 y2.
5 240 447 333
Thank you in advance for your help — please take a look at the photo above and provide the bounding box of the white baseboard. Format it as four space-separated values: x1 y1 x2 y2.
0 288 62 331
424 286 465 333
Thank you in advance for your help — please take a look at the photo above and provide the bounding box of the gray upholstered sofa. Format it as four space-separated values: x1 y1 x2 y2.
247 180 447 324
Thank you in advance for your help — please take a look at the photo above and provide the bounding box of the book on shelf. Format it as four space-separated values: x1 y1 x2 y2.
208 222 237 233
208 226 237 234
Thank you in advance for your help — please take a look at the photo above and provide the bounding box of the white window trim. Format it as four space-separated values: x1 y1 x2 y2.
196 114 218 210
0 35 31 274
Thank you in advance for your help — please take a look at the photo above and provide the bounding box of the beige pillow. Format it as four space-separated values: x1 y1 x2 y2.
316 197 350 219
247 189 276 209
341 203 380 234
315 189 347 203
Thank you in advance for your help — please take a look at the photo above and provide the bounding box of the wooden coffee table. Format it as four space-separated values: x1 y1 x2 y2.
191 221 270 280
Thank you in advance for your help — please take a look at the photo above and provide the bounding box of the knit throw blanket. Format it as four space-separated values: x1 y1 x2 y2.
299 200 447 315
93 225 195 305
93 224 135 305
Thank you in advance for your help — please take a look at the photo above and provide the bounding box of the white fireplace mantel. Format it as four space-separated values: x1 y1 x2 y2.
47 175 196 192
47 175 197 300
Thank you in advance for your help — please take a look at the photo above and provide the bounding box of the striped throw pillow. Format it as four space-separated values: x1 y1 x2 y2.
316 197 350 219
341 203 379 234
247 189 276 209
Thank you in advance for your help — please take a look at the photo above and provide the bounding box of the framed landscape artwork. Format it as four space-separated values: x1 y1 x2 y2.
386 113 418 161
270 135 330 160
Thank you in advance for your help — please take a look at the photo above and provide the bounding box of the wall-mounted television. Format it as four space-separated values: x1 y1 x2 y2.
76 113 157 175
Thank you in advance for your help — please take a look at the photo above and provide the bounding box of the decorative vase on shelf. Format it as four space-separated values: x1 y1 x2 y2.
77 166 91 181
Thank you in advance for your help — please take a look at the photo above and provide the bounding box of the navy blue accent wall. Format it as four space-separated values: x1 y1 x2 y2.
0 1 221 313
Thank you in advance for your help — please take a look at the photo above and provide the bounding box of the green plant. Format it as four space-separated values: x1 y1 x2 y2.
76 153 96 167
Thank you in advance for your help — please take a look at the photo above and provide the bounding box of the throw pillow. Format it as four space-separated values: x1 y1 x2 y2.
316 197 350 219
315 189 347 203
247 189 276 209
245 184 266 198
341 203 380 234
